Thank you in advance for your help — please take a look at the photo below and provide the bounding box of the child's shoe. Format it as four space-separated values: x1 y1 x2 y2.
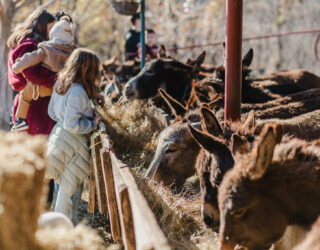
12 118 29 132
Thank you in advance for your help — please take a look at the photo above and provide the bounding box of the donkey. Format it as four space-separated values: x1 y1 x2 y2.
145 85 232 188
187 108 255 230
144 89 202 188
218 123 320 250
241 88 320 120
252 69 320 92
255 109 320 141
123 51 206 104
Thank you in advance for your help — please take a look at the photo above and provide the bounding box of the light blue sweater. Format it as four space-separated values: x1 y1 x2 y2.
48 82 97 134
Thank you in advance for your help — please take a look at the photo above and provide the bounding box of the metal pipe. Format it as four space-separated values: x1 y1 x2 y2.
140 0 146 69
225 0 243 121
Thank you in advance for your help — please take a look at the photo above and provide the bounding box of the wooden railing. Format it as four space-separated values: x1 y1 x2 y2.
89 121 170 250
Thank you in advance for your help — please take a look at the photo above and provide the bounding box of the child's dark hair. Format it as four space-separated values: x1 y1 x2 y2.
147 29 156 34
55 11 73 23
130 12 140 25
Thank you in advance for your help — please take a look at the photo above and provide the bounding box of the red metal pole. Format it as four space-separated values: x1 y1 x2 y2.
225 0 243 121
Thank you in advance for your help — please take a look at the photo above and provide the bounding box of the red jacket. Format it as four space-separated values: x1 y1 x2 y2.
8 37 57 135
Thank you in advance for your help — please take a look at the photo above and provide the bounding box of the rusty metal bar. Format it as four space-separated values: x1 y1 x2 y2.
225 0 243 121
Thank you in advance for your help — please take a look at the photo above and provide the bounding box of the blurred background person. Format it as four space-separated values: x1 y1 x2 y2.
138 28 158 59
125 12 141 61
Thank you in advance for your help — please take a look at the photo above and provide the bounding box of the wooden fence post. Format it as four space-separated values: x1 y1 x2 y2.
100 147 123 245
120 186 136 250
88 156 96 214
91 134 108 215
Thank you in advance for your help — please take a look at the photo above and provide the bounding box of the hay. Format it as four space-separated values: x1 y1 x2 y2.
97 99 164 169
0 131 47 250
36 224 112 250
98 100 219 249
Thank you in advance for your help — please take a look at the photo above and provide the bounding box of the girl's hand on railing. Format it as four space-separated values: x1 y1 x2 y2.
93 113 103 125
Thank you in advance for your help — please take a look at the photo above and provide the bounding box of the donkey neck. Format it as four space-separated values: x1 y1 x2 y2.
164 70 192 103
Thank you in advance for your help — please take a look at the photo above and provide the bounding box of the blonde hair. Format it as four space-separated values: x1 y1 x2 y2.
56 48 101 99
7 9 55 48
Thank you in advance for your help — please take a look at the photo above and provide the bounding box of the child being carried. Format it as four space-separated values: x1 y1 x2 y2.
12 14 76 131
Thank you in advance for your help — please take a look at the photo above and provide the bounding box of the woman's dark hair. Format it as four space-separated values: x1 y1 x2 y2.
7 9 55 48
130 12 140 25
55 11 73 22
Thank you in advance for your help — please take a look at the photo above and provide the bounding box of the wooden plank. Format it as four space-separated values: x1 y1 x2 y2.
110 152 170 250
88 156 95 214
120 186 136 250
99 129 169 250
100 147 122 244
91 134 108 215
111 158 135 250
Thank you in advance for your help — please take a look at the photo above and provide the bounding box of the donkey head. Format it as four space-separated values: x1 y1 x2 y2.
213 48 254 84
124 51 206 103
144 89 201 188
218 123 284 250
188 108 256 230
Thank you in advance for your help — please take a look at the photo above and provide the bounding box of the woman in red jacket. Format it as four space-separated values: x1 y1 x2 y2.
7 9 57 135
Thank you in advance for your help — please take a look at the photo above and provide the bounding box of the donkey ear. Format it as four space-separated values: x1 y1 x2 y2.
246 124 279 180
207 96 223 111
242 48 254 68
159 88 186 117
192 51 206 74
241 110 255 134
231 134 250 155
200 106 223 137
195 51 206 66
186 58 192 65
158 45 167 58
188 124 225 153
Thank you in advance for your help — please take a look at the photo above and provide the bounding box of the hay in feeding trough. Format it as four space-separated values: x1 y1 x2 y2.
97 99 165 169
0 131 47 250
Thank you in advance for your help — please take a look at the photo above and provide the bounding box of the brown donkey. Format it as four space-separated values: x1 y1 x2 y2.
144 89 202 188
218 124 320 250
188 108 256 230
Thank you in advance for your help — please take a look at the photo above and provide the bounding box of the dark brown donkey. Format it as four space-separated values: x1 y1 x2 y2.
187 108 255 230
218 123 320 250
123 51 206 104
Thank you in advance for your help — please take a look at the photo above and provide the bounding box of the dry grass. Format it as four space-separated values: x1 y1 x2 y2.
97 99 164 169
0 131 116 250
0 131 47 250
36 224 114 250
98 100 219 249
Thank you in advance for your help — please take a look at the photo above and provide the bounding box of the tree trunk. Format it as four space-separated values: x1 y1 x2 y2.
0 0 15 130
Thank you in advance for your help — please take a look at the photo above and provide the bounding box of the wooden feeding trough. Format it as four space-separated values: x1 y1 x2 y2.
89 122 170 250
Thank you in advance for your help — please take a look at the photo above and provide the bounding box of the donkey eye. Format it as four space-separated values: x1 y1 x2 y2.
231 208 247 218
165 148 178 154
